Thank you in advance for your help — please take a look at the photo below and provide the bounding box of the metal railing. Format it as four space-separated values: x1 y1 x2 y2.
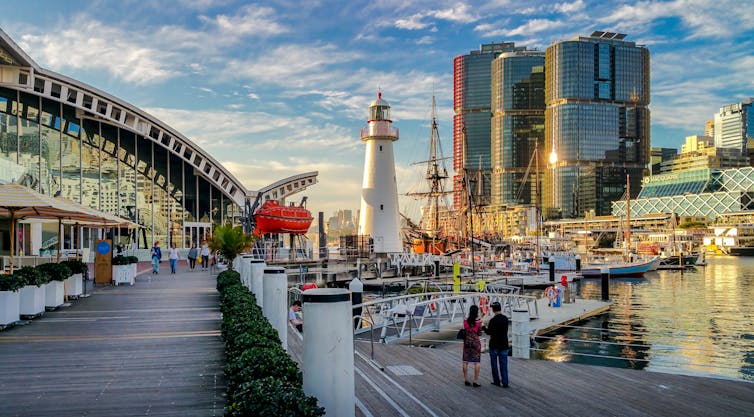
352 291 538 343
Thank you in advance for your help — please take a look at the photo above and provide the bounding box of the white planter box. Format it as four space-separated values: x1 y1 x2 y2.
66 274 83 297
0 290 20 325
113 265 134 285
19 285 45 316
45 280 65 308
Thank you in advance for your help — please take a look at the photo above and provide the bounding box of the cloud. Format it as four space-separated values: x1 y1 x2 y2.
18 17 180 84
199 5 288 37
416 36 434 45
476 18 566 37
554 0 586 14
395 3 478 30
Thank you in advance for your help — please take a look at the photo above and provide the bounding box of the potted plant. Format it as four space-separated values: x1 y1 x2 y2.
112 256 134 285
209 224 256 271
0 272 25 326
127 256 139 281
61 260 86 298
38 263 71 309
18 266 48 317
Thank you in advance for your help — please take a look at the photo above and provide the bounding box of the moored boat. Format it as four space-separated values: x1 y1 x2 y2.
729 246 754 256
581 257 660 278
254 200 313 235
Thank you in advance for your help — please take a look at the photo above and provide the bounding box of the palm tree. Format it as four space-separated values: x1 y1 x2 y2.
208 224 255 270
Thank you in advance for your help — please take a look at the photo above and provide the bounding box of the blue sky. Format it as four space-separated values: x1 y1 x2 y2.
1 0 753 221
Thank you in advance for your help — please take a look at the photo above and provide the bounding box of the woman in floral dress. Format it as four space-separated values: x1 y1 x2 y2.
462 304 482 387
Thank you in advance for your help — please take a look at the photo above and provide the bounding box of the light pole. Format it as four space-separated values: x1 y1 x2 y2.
549 147 557 219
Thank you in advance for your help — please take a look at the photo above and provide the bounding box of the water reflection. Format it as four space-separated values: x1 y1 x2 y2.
534 257 754 381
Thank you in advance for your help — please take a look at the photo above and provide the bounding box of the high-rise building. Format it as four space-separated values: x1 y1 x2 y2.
453 42 524 209
490 50 545 207
714 98 754 152
544 32 650 218
650 147 678 175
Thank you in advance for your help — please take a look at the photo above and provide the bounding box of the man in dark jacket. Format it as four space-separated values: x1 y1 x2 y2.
485 301 509 387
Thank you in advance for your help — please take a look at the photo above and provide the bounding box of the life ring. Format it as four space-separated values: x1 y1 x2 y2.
430 295 438 312
544 286 558 302
479 295 489 316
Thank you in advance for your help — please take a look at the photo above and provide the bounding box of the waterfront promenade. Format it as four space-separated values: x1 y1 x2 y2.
288 324 754 417
0 265 225 417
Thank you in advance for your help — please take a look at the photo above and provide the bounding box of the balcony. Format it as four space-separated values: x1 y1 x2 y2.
361 125 399 141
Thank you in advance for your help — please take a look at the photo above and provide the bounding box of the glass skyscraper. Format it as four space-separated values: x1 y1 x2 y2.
544 32 650 218
453 42 524 209
714 98 754 152
490 50 545 207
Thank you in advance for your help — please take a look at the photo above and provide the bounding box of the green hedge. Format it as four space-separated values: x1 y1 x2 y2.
217 270 324 417
37 262 72 282
15 266 48 287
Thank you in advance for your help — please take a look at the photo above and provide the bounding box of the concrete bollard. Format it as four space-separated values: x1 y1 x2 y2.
511 308 530 359
249 259 266 307
240 255 254 288
349 277 363 329
303 289 354 417
600 265 610 301
262 266 287 350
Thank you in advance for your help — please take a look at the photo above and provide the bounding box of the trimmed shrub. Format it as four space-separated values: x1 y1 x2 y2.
217 270 324 417
126 256 139 264
61 259 86 274
0 271 26 292
112 255 130 265
16 266 47 287
37 262 72 282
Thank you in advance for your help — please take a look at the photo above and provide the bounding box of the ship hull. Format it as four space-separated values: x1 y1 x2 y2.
254 201 313 235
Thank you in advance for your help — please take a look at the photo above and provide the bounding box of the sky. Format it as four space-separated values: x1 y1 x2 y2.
1 0 753 222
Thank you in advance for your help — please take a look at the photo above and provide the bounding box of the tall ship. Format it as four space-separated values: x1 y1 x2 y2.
405 96 453 254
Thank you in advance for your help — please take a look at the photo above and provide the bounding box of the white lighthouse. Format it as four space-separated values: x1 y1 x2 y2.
358 92 402 253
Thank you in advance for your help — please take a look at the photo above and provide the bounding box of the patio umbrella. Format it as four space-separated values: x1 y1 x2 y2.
0 184 109 270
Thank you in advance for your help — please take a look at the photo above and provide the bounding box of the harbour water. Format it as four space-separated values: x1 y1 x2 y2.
533 256 754 381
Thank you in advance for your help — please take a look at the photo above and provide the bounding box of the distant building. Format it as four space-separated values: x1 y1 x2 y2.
490 50 545 207
650 147 677 175
453 42 525 209
660 135 749 173
544 32 650 218
714 98 754 152
705 119 715 137
613 167 754 219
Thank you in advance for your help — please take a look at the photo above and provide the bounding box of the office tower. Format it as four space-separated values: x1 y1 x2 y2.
714 98 754 152
490 50 545 207
453 42 524 209
650 147 678 175
544 32 650 218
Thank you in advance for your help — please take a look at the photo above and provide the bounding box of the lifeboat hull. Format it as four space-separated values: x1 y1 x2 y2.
254 201 313 235
412 238 446 255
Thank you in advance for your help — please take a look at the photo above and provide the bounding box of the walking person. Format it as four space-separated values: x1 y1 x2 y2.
462 304 483 387
200 240 211 271
187 243 198 271
485 302 510 388
168 243 180 274
151 241 162 274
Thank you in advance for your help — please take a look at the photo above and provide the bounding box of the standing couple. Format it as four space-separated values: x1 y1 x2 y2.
461 301 509 388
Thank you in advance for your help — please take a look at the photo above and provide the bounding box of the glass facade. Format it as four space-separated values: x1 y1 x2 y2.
544 35 650 218
0 85 242 250
490 51 545 206
453 42 523 208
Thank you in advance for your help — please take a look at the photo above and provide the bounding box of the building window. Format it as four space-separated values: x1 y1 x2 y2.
379 145 383 151
380 204 384 210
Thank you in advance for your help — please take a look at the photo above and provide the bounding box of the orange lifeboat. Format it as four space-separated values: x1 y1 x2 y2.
254 200 313 235
412 238 447 255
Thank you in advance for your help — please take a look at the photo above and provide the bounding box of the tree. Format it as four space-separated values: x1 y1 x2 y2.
209 224 255 269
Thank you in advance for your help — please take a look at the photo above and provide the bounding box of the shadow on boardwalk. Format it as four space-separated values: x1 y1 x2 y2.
0 267 225 417
288 327 754 417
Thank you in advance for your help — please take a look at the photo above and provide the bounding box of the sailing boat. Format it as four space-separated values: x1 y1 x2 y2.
405 96 453 255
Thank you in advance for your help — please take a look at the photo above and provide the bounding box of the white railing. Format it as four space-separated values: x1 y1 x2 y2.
352 291 538 343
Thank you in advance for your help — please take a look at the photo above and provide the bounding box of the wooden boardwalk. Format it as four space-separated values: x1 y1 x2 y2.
0 267 225 417
289 329 754 417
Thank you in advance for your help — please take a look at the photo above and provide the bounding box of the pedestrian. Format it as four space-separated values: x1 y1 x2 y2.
187 243 198 271
151 241 162 274
485 301 509 388
168 243 180 274
462 304 483 387
200 240 211 271
289 300 303 333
